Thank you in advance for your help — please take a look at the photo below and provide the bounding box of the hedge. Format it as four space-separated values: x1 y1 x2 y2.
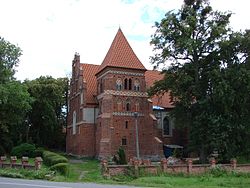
43 151 68 167
50 163 69 175
10 143 36 158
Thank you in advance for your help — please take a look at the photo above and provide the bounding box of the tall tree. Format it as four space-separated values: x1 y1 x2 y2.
0 37 32 154
150 0 250 162
0 37 22 83
24 76 68 150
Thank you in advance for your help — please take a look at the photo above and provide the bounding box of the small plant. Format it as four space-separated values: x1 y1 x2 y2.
114 147 127 165
43 150 68 166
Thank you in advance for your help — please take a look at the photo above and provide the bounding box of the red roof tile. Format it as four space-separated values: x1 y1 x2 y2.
97 28 146 74
145 70 174 108
81 64 99 104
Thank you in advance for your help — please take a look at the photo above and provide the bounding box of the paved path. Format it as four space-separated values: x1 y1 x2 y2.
0 177 142 188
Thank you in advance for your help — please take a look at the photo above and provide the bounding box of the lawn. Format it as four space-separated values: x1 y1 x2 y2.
1 156 250 188
56 157 250 188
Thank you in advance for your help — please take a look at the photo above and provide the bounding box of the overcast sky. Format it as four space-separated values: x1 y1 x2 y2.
1 0 249 81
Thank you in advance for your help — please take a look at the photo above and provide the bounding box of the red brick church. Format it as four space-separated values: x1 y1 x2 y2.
66 28 186 160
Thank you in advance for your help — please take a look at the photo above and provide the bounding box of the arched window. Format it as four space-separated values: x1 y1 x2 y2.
126 100 131 111
128 79 132 90
124 78 128 90
73 111 76 135
134 79 140 91
116 78 122 90
163 116 171 136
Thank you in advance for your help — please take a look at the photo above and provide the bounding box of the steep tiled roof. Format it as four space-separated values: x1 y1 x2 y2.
145 70 174 108
81 64 99 104
97 28 146 74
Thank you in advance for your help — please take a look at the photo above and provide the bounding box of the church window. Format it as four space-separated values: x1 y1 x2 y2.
125 121 128 129
126 101 131 111
163 116 171 136
124 78 128 90
128 78 132 90
122 137 127 146
73 111 76 135
116 78 122 90
134 79 140 91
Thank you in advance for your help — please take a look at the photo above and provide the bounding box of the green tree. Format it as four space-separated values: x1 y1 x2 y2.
24 76 68 150
0 37 22 83
150 0 250 162
0 37 32 154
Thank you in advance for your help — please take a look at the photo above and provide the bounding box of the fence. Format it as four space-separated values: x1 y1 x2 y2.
0 156 43 170
101 158 250 177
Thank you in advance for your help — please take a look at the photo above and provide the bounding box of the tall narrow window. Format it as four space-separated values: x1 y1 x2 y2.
116 78 122 90
128 79 132 90
125 121 128 129
126 100 131 111
163 116 171 136
134 79 140 91
122 137 127 146
124 78 128 90
73 111 76 135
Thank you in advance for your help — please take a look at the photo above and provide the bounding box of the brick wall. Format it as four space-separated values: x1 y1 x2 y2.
101 158 250 177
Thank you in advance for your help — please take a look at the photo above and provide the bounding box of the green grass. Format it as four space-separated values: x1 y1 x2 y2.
1 155 250 188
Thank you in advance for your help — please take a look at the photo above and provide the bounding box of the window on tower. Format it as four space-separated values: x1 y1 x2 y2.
116 78 122 90
134 79 140 91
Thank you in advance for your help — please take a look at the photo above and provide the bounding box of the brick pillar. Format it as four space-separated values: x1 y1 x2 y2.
187 159 193 174
160 158 168 173
133 159 139 177
101 160 110 178
210 158 216 168
143 159 151 166
22 157 29 168
0 156 7 168
10 156 17 168
230 159 237 170
35 157 43 170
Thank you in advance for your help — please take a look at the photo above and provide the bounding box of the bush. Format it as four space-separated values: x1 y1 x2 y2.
34 147 45 157
10 143 36 158
50 163 69 175
43 150 68 167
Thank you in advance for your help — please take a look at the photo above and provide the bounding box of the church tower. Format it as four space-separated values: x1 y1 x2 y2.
95 29 160 159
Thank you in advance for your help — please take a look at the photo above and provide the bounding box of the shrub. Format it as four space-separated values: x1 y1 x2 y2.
10 143 36 158
43 150 68 167
50 163 69 175
34 147 45 157
114 147 127 165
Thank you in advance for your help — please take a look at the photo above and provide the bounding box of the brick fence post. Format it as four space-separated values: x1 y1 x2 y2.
133 159 139 177
22 157 29 169
230 159 237 170
0 156 7 168
210 158 216 168
10 156 17 168
160 158 167 173
187 159 193 174
35 157 43 170
101 160 109 178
